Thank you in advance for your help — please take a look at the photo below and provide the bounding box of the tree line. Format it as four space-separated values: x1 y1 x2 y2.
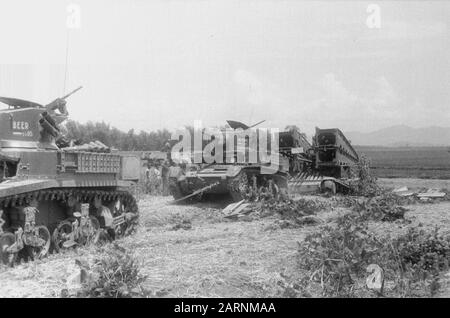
62 121 307 152
64 120 172 151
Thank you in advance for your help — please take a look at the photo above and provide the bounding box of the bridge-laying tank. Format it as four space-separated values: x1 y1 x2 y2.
313 127 359 178
288 127 359 194
0 87 139 265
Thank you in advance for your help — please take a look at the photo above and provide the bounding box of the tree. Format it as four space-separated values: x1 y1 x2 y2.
63 120 172 151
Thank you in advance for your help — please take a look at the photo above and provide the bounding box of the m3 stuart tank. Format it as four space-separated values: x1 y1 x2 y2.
0 87 139 265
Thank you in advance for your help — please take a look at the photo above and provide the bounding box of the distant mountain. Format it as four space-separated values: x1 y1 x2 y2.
344 125 450 147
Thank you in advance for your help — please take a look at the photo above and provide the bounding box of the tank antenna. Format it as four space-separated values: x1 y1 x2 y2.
63 28 70 95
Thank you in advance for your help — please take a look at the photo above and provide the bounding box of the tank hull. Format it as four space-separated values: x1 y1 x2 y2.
169 164 289 202
0 149 140 264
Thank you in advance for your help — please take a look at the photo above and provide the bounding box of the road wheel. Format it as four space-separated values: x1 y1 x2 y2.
26 226 51 260
78 216 100 246
52 221 74 252
0 233 17 266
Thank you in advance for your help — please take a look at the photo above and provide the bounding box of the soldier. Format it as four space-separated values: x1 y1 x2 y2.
145 163 161 194
153 164 162 194
161 159 170 196
145 162 151 180
162 141 171 153
160 140 172 196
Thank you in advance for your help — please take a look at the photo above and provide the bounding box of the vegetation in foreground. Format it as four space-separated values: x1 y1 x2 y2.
291 159 450 297
62 243 151 298
297 213 450 297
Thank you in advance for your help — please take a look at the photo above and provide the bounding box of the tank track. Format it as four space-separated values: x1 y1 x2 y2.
0 188 138 213
227 170 289 202
0 187 139 265
0 188 139 266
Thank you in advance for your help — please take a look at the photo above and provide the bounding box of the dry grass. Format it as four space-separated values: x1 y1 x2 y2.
2 184 450 298
120 195 324 297
0 246 100 297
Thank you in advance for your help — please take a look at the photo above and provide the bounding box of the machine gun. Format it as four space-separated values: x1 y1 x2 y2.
0 86 82 111
39 86 83 141
45 86 83 118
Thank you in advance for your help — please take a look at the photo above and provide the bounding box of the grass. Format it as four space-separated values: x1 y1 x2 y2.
355 146 450 179
297 214 450 297
2 189 450 298
120 196 314 297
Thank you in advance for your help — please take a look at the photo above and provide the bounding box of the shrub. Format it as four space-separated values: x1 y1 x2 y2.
259 198 329 219
390 227 450 296
76 243 150 298
350 155 382 197
352 193 408 222
297 214 384 297
297 214 450 297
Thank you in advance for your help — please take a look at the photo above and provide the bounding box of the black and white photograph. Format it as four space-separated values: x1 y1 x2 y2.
0 0 450 304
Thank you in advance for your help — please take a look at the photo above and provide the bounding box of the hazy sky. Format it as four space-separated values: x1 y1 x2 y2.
0 0 448 135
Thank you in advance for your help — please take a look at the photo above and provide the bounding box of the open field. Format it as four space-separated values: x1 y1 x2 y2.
355 146 450 179
377 178 450 191
2 178 450 298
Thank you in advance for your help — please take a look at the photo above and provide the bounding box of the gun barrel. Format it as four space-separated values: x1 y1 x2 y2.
61 86 83 100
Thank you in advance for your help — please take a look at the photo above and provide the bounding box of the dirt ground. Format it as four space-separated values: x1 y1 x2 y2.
1 178 450 298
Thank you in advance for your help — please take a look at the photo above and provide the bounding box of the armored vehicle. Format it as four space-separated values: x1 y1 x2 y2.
168 123 360 201
289 127 359 194
313 127 359 178
168 122 307 202
0 87 139 265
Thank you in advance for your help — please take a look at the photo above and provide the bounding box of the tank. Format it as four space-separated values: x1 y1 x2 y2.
288 127 359 194
0 87 139 265
167 123 360 201
168 123 305 202
313 127 359 178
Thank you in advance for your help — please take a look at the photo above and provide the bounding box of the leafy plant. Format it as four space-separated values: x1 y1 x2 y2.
352 193 408 222
297 213 450 297
297 214 384 297
390 227 450 296
76 243 150 298
350 155 382 197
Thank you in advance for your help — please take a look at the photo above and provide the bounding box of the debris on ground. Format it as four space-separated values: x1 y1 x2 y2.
417 188 446 198
223 200 253 219
391 186 447 201
171 219 192 231
223 196 330 223
393 186 415 197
